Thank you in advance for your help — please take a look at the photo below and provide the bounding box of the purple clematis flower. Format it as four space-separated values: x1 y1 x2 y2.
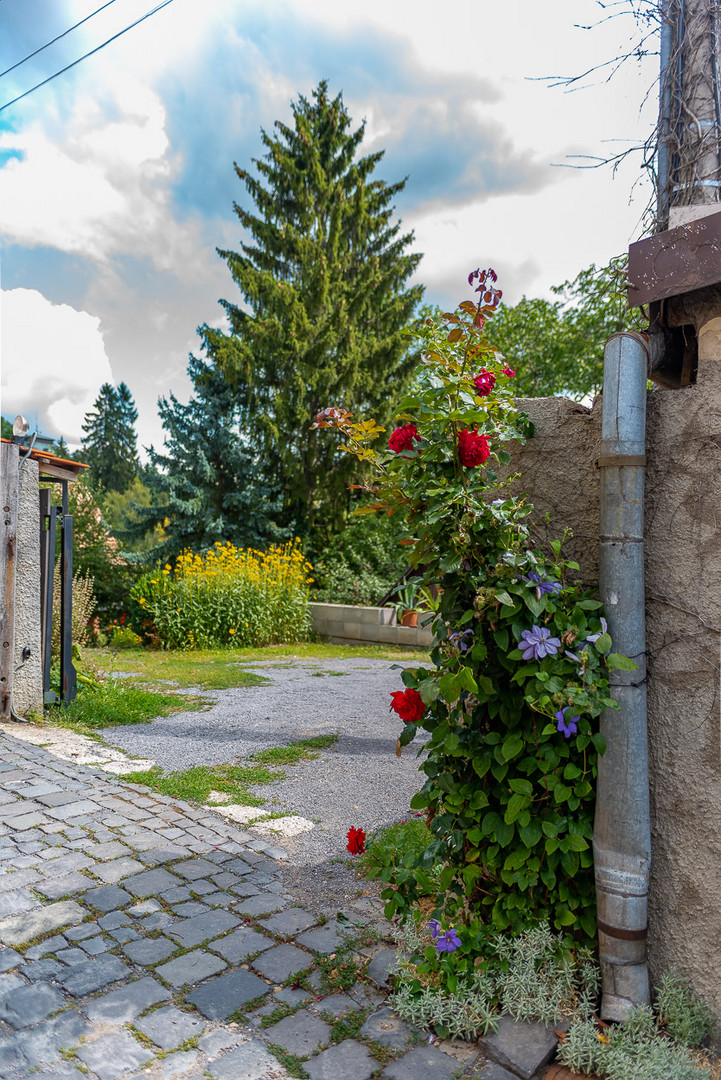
522 571 562 597
436 929 462 953
518 625 561 661
448 629 474 653
585 618 609 650
555 707 580 739
428 919 441 940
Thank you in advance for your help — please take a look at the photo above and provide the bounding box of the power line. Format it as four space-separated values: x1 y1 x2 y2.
0 0 120 81
0 0 175 113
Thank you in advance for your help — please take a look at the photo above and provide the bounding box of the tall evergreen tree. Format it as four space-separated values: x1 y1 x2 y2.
202 80 423 541
80 382 138 492
128 354 288 563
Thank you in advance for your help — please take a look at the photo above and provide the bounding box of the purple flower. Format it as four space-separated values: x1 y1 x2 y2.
565 650 584 664
448 629 474 653
522 572 562 597
436 929 462 953
518 625 561 661
555 707 579 739
585 618 609 650
428 919 441 940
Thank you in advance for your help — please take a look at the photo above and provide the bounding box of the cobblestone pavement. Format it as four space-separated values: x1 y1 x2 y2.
0 730 490 1080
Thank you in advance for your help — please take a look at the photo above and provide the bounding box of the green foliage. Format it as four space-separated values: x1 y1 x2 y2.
51 564 96 653
320 272 624 945
46 675 201 731
205 79 423 540
131 540 311 649
655 972 716 1048
80 382 138 493
102 476 167 556
358 818 438 889
484 257 646 399
122 762 279 804
312 511 407 605
129 356 288 563
108 624 142 649
250 735 338 765
1 416 13 438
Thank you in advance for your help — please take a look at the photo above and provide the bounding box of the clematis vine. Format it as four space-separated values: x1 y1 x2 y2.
436 928 462 953
518 625 561 661
448 628 474 653
555 707 580 740
522 571 562 598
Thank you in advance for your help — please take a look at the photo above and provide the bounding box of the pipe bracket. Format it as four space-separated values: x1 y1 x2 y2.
596 455 647 468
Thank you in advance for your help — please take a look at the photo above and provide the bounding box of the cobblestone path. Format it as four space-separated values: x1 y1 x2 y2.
0 731 484 1080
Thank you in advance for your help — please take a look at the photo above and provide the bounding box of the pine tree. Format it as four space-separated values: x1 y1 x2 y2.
128 354 288 562
202 80 424 541
80 382 138 492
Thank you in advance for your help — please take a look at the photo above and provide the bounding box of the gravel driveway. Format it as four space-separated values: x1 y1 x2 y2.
104 657 428 911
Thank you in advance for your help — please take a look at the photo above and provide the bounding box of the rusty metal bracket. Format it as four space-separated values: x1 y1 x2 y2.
597 919 648 941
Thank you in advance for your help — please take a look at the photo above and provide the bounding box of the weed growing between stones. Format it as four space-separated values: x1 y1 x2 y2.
121 763 277 805
266 1043 310 1078
316 946 368 993
655 972 717 1048
327 1006 373 1042
250 735 339 766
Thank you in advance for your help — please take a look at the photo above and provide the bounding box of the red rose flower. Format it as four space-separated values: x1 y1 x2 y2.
457 429 490 468
390 688 426 724
502 365 516 378
388 424 421 454
346 826 366 854
472 369 496 396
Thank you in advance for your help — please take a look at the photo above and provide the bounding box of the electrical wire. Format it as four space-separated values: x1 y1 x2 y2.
0 0 175 113
0 0 119 81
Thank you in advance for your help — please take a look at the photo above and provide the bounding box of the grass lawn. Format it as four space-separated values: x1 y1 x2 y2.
89 642 430 691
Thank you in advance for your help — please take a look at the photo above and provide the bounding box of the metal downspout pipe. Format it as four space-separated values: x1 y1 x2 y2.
593 333 652 1020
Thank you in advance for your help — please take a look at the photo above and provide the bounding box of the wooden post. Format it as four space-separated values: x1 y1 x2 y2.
0 442 19 718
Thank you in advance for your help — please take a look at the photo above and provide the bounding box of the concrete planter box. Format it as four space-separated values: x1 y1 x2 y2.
309 602 433 648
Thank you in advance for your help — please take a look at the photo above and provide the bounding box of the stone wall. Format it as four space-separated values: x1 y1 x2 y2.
505 378 721 1032
309 602 433 648
14 458 43 717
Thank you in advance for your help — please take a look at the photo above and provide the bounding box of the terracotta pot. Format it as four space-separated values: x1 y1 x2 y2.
400 610 418 627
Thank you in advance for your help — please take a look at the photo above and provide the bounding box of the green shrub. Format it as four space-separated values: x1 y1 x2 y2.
359 817 440 892
131 540 312 649
312 512 406 605
655 972 715 1048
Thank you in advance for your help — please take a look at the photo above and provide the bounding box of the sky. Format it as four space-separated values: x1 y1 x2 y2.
0 0 657 454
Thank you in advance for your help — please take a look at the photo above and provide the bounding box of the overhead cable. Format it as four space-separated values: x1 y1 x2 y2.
0 0 119 80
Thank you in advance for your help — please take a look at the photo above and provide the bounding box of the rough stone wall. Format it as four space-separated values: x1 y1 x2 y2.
644 326 721 1029
14 458 43 717
506 379 721 1032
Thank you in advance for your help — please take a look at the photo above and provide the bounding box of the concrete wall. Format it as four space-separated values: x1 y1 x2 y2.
14 458 43 717
504 381 721 1030
309 602 433 648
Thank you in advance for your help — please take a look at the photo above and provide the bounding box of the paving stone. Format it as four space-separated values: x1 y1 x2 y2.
5 1009 89 1069
196 1029 246 1056
55 946 89 965
0 981 66 1028
161 885 193 903
0 887 40 918
34 872 92 900
81 884 133 912
251 943 312 983
128 898 162 917
173 901 211 918
264 1009 330 1056
367 947 399 988
92 857 145 883
21 956 64 980
172 858 219 880
476 1063 519 1080
80 933 111 955
228 882 260 898
156 948 227 988
99 910 132 930
360 1006 413 1050
64 922 102 941
0 972 26 1000
8 812 49 830
224 858 253 875
152 1049 200 1079
136 846 190 864
21 1064 87 1080
25 934 68 959
479 1014 558 1080
76 1030 154 1080
92 840 132 860
140 910 175 930
0 946 20 971
205 1039 281 1080
46 800 101 820
296 921 352 955
203 891 235 908
0 899 86 945
314 992 361 1016
209 926 274 964
258 906 317 937
166 909 239 948
58 953 130 995
381 1045 462 1080
186 968 271 1019
234 894 288 917
123 935 178 965
136 1004 206 1050
124 867 182 897
0 1038 27 1072
306 1039 376 1080
84 975 171 1023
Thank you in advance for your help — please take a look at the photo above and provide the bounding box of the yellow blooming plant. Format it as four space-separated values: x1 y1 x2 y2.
130 540 313 649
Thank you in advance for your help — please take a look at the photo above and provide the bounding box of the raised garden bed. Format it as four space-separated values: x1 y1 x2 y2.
309 602 433 648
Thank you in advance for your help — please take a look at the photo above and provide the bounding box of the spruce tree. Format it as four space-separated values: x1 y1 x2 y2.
80 382 138 492
128 354 288 562
202 80 424 541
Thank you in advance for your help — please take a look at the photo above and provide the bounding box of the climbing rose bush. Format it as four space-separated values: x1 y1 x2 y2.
315 269 634 952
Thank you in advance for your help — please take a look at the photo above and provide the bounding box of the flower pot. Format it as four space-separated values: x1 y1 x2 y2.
400 609 418 628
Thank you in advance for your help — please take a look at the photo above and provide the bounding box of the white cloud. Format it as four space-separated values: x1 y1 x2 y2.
1 288 113 443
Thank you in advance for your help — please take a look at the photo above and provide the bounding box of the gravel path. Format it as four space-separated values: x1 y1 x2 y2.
103 658 427 911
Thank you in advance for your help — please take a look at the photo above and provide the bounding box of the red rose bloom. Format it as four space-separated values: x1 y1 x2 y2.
390 688 426 724
502 365 516 378
346 826 366 854
388 424 421 454
473 369 496 396
457 429 490 467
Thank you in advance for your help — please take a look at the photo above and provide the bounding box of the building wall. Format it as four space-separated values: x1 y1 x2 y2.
506 381 721 1031
14 458 43 717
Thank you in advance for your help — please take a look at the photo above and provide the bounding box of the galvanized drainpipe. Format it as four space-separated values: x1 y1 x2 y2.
593 332 652 1020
